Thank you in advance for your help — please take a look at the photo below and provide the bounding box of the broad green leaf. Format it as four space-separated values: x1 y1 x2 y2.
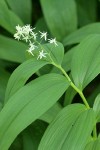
36 42 64 65
6 0 32 24
63 23 100 46
38 104 95 150
0 0 23 34
5 59 49 102
0 35 27 63
76 0 97 26
93 94 100 122
0 73 69 150
22 120 47 150
40 0 77 41
71 34 100 90
40 102 62 123
84 137 100 150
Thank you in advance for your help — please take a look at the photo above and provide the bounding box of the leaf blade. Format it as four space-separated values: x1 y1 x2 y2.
40 0 77 41
71 34 100 90
0 73 69 150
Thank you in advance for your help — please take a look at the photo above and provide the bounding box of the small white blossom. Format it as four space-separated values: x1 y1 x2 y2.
14 33 21 40
27 49 34 56
14 25 23 40
48 38 58 46
16 25 23 34
23 35 30 42
37 50 47 59
29 42 38 51
31 32 37 40
39 31 47 41
22 25 33 35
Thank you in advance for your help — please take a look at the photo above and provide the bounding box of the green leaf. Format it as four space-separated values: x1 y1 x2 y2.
84 137 100 150
0 35 27 63
76 0 97 27
40 102 62 123
71 34 100 90
6 0 32 24
37 42 64 65
40 0 77 41
0 73 69 150
93 94 100 122
38 104 95 150
63 23 100 46
5 59 49 102
0 0 23 34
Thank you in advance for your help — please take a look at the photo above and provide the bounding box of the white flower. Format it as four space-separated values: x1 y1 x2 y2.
37 50 47 59
39 31 47 41
14 25 24 40
48 38 58 46
16 25 23 32
23 35 30 42
14 33 21 40
31 32 37 40
22 25 33 35
27 49 34 56
29 42 38 51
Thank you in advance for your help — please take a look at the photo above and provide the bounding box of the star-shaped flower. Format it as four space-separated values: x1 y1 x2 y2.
29 42 38 51
48 38 58 46
27 49 34 56
37 50 47 59
39 31 47 41
14 33 21 40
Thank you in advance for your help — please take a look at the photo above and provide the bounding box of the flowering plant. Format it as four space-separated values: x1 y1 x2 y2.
0 0 100 150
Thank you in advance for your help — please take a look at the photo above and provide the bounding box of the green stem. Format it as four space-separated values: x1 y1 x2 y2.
52 63 90 109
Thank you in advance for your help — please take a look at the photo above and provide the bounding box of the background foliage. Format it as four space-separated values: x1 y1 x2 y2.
0 0 100 149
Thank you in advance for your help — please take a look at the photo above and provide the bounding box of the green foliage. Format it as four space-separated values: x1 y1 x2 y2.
38 104 95 150
0 0 100 149
40 0 77 41
71 34 100 90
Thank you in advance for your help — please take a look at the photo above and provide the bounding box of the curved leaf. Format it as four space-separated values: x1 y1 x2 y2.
76 0 97 26
63 23 100 46
0 73 69 150
5 59 49 102
71 34 100 90
0 0 23 34
6 0 32 23
0 35 27 63
40 0 77 41
36 42 64 65
38 104 95 150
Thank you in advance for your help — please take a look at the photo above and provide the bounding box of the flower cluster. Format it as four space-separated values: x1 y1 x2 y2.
14 24 58 59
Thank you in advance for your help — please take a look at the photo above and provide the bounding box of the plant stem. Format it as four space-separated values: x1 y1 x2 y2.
53 63 90 109
70 82 90 109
